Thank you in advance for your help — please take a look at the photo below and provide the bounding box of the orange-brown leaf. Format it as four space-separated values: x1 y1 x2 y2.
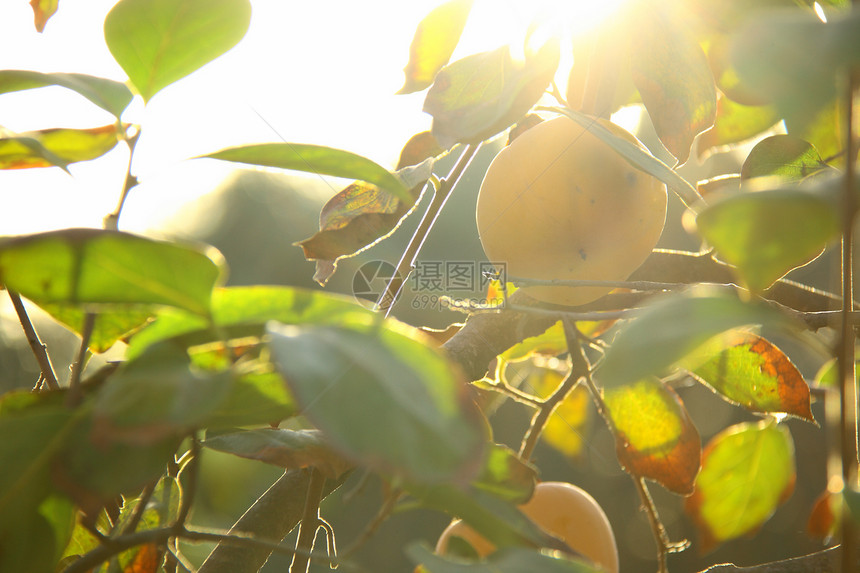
30 0 58 33
397 131 445 170
605 379 701 495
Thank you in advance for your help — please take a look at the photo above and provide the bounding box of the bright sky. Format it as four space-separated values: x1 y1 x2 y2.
0 0 623 235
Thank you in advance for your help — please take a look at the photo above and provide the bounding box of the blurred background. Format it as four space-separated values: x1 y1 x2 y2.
0 0 849 572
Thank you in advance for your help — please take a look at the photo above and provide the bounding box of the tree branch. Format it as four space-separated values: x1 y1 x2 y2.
442 249 848 382
197 469 347 573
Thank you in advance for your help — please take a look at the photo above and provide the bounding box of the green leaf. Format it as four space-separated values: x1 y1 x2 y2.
473 444 537 504
407 484 553 552
740 135 830 182
814 357 860 388
695 187 840 291
595 288 801 390
0 391 74 531
731 9 860 130
0 70 133 117
104 0 252 102
267 320 486 483
126 285 372 359
38 303 154 353
604 379 701 495
203 428 353 478
526 368 591 461
630 2 716 165
408 543 602 573
685 420 795 552
399 0 473 94
696 97 780 161
0 124 123 170
1 500 73 573
0 229 224 316
201 142 412 203
424 41 559 148
557 107 701 208
687 331 814 421
92 343 233 444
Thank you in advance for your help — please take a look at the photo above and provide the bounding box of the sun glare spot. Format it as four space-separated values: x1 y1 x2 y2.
813 2 827 23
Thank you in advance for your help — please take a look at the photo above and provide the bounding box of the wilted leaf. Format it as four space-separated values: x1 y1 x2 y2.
685 420 795 552
740 135 830 182
203 428 352 478
695 187 840 291
527 368 591 460
399 0 473 94
807 489 839 540
104 0 251 102
687 331 814 421
424 41 559 148
0 124 122 169
604 379 701 494
560 108 701 207
0 70 133 117
201 142 413 203
397 131 445 170
696 96 780 161
0 229 224 316
30 0 59 32
731 9 860 130
267 320 486 483
408 543 603 573
126 286 373 360
631 3 716 165
296 181 422 286
93 343 233 444
120 543 160 573
595 289 801 390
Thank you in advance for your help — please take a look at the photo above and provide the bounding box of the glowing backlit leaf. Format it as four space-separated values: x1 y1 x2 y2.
604 379 700 494
687 331 814 421
696 96 780 161
399 0 473 94
0 229 223 316
0 125 122 170
695 188 840 291
685 420 795 552
424 41 559 148
631 3 716 165
201 142 414 203
0 70 133 117
740 135 830 182
104 0 251 102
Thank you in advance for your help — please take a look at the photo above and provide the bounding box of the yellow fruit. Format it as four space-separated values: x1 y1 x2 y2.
476 115 667 306
435 481 619 573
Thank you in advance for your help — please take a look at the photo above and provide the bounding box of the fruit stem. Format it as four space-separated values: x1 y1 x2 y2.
376 143 479 316
290 469 327 573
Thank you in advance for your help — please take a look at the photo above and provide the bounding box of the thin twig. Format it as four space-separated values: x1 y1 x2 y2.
376 143 479 315
7 290 59 390
120 480 158 536
174 438 201 529
290 469 327 573
341 489 402 558
66 312 95 408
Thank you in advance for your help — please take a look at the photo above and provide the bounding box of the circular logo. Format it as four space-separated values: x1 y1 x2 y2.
352 260 400 310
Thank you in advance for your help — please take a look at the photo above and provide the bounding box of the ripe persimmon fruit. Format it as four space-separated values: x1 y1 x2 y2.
435 481 619 573
476 115 667 306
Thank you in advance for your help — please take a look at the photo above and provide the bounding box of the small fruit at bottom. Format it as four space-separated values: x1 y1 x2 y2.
435 481 619 572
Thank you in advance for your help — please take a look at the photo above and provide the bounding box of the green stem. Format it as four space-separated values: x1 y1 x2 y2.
65 312 95 407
